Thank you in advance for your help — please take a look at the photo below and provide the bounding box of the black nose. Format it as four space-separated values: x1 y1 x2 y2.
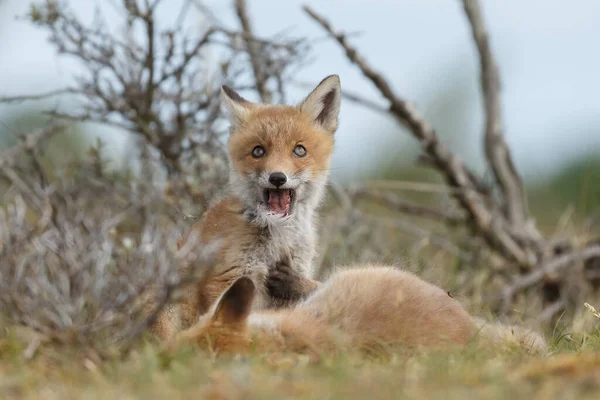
269 172 287 187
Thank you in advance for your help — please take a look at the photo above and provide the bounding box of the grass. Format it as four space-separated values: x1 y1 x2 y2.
1 324 600 400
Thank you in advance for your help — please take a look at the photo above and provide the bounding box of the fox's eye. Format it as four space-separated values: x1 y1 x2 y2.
251 146 266 158
293 145 307 158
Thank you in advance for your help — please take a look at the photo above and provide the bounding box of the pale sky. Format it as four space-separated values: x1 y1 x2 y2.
1 0 599 183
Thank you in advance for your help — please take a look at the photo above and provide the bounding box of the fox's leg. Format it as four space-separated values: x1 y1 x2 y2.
142 276 202 341
140 286 182 342
150 281 216 341
266 259 320 307
179 283 204 329
149 305 182 342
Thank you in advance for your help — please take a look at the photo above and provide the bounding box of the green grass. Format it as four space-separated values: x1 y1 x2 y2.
2 326 600 399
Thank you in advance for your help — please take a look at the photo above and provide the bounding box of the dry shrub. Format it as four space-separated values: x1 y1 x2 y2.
0 130 221 349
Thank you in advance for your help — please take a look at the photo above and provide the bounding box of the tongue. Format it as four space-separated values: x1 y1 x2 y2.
267 189 291 215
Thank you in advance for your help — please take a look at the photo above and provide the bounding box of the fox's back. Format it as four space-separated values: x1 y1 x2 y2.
296 266 477 346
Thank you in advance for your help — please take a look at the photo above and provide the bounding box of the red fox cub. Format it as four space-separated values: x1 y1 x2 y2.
151 76 342 340
171 265 548 357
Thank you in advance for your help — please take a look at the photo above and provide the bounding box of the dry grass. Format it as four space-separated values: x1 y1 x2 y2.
1 324 600 399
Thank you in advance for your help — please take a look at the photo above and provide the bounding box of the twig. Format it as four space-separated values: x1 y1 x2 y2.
364 214 473 262
538 299 565 324
462 0 536 239
292 80 388 115
500 245 600 314
0 89 77 103
365 179 460 195
235 0 270 103
416 154 491 196
328 181 353 210
350 187 464 225
215 27 303 52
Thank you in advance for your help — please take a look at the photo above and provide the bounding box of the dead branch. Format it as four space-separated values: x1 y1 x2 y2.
538 300 566 324
350 187 464 225
365 213 473 262
365 179 461 195
303 5 533 268
292 80 388 115
500 245 600 314
0 88 78 104
234 0 270 103
462 0 538 240
304 2 600 324
416 154 492 196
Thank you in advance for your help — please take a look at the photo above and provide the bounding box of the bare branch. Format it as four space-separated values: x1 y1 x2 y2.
292 80 388 115
462 0 536 239
0 89 78 103
364 214 473 262
416 154 492 196
235 0 270 102
214 27 303 51
500 245 600 314
350 187 464 225
538 299 565 324
365 179 461 195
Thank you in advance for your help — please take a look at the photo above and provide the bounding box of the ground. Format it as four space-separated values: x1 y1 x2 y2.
1 326 600 400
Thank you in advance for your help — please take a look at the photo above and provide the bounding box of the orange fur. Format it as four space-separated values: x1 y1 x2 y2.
227 106 335 178
170 265 549 357
149 76 342 341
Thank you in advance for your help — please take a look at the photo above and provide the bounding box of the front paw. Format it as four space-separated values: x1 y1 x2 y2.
266 260 303 302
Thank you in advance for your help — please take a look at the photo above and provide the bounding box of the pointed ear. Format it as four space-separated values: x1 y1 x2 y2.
212 276 255 326
298 75 341 133
221 85 255 129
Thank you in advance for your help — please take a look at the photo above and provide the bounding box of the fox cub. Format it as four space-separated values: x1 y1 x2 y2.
151 76 342 341
171 264 548 357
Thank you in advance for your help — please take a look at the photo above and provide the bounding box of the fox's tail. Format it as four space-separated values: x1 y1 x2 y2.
473 317 549 356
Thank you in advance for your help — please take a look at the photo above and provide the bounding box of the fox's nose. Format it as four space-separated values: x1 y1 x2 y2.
269 172 287 187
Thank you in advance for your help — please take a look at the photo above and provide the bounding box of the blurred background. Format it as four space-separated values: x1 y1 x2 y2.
1 0 599 218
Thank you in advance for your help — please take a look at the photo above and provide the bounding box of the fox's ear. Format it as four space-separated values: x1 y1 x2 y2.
298 75 341 133
211 276 255 327
221 85 255 129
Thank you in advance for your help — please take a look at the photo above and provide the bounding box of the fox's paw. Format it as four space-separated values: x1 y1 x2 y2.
267 259 320 306
266 259 305 304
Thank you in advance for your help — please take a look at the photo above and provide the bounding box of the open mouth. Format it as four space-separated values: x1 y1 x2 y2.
264 189 295 216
